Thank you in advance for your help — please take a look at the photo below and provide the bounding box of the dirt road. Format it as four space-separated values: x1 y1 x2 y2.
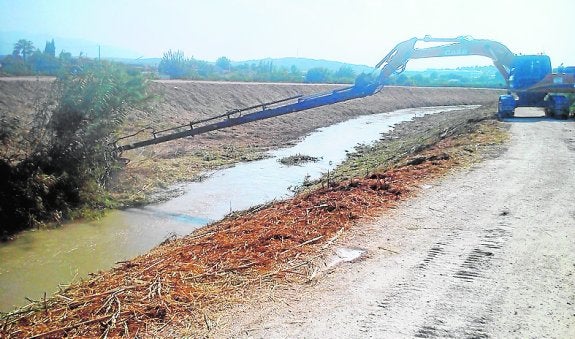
216 109 575 338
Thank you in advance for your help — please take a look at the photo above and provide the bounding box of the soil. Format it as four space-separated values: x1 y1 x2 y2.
212 108 575 338
126 82 499 150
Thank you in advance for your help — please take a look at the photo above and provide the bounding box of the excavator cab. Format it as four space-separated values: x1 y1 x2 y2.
509 55 551 108
509 55 552 90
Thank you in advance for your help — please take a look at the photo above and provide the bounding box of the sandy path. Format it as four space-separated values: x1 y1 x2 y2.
214 109 575 338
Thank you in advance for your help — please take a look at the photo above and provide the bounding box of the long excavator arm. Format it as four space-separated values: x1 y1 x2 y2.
115 85 372 151
373 36 514 90
114 36 523 151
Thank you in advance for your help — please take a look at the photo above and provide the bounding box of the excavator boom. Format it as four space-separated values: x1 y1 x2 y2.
116 84 375 152
116 36 574 151
374 36 514 88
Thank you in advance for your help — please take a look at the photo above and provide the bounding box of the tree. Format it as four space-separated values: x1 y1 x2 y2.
305 67 331 83
195 60 214 77
394 74 412 86
334 65 356 83
215 56 231 71
0 55 30 75
0 61 150 236
290 65 301 75
59 50 72 62
411 74 425 86
12 39 35 61
158 50 189 79
44 39 56 57
29 49 60 75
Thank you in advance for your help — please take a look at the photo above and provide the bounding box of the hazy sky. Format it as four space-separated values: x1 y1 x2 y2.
1 0 574 69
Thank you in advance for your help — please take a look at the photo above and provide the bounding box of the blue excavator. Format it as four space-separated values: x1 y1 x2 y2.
116 36 575 152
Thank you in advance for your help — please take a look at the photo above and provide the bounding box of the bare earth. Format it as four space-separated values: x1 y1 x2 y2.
214 109 575 338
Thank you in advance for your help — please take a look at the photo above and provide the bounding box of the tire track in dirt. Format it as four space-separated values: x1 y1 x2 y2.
356 220 512 338
352 114 575 338
412 224 512 339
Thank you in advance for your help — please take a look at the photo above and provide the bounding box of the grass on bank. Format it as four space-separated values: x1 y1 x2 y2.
327 104 508 184
110 145 268 206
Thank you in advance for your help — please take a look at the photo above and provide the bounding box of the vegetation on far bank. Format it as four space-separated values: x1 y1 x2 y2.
155 49 508 87
2 38 509 88
329 104 508 182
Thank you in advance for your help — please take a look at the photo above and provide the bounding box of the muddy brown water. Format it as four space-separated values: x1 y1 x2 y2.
0 106 476 312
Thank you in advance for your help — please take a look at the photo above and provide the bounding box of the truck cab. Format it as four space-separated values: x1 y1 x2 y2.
560 66 575 75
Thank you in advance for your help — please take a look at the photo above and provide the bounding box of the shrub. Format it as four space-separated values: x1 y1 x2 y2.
0 60 150 238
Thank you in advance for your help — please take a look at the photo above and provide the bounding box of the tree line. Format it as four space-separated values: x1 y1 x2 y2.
0 38 73 76
1 38 507 88
156 50 506 87
157 49 358 84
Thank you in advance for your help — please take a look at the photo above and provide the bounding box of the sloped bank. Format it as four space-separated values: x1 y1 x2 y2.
1 104 508 338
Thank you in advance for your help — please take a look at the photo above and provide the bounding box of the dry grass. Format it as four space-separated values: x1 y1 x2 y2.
109 145 268 205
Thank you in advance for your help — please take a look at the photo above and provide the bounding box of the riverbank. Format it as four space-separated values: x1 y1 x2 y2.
1 104 508 337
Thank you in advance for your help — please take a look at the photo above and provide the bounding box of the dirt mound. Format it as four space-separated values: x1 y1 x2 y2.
0 78 53 123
